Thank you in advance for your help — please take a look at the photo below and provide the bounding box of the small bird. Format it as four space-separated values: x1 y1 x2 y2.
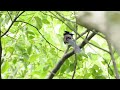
63 31 81 53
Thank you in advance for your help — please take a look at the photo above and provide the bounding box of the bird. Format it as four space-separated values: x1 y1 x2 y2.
63 31 81 53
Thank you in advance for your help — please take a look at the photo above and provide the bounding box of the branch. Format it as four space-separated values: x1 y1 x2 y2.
77 30 110 54
86 40 114 78
49 11 81 37
15 20 64 52
107 39 120 79
47 32 96 79
89 42 110 54
55 11 76 23
72 53 77 79
1 11 25 37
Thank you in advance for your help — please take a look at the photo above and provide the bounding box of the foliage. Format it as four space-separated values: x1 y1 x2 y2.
1 11 120 79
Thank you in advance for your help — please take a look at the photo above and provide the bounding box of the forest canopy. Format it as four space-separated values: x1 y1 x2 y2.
1 11 120 79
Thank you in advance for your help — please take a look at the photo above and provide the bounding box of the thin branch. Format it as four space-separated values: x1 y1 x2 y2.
86 40 114 78
76 29 88 40
15 20 64 52
72 53 77 79
91 29 105 39
89 42 110 54
77 30 110 54
1 11 25 37
47 32 96 79
55 11 76 23
64 45 70 54
107 39 120 79
49 11 81 37
41 11 58 19
41 11 75 23
80 31 113 77
50 11 107 54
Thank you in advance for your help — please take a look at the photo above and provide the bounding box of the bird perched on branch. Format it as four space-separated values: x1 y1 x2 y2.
63 31 81 53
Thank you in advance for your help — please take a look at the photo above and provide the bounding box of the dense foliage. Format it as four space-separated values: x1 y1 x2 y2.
1 11 120 79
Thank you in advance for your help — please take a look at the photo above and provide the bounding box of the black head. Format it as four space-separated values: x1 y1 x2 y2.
64 31 74 36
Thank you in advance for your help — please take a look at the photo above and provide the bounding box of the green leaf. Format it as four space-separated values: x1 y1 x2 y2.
60 64 68 73
80 52 88 58
43 65 49 71
108 68 114 76
42 19 50 24
13 59 17 64
1 61 9 73
27 45 32 55
6 47 14 53
93 64 99 70
88 53 98 61
28 36 35 39
27 31 35 35
95 75 106 79
84 73 91 78
14 22 19 26
23 53 29 60
34 16 42 29
29 54 39 62
93 54 98 60
69 63 74 71
101 61 106 65
90 40 100 47
31 71 41 78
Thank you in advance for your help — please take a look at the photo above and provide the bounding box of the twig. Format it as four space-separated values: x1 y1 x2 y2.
72 53 77 79
1 11 25 37
107 39 120 79
49 11 81 37
47 32 96 79
89 42 110 54
86 40 114 78
91 29 105 39
40 11 58 19
55 11 76 23
64 45 70 54
15 20 64 52
78 31 110 54
80 30 113 77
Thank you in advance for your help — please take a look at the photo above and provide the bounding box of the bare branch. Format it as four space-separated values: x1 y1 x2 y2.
49 11 81 37
47 32 96 79
1 11 25 37
77 30 110 54
50 11 109 54
72 53 77 79
15 20 64 52
107 39 120 79
86 40 114 78
55 11 76 23
89 42 110 54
